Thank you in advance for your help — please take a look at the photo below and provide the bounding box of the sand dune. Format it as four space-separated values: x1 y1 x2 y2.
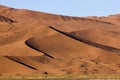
25 27 120 75
87 14 120 26
49 26 120 53
26 32 101 59
0 15 17 23
0 56 34 75
0 5 120 75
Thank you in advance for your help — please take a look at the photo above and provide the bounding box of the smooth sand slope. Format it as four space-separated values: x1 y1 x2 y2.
0 56 34 75
0 5 120 75
25 26 120 75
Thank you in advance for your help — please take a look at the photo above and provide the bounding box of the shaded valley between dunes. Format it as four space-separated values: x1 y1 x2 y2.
0 5 120 75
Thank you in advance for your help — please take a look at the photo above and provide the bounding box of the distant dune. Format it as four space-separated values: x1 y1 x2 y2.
0 5 120 75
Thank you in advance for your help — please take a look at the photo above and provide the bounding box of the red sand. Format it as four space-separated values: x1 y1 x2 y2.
0 5 120 75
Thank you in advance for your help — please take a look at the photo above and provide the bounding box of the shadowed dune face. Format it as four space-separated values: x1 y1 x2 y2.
1 5 120 75
25 32 102 59
25 28 120 75
49 26 120 53
0 15 17 23
0 56 34 75
26 26 120 60
0 15 16 32
69 28 120 47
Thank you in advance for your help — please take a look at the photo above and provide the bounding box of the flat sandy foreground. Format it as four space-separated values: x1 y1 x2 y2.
0 75 120 80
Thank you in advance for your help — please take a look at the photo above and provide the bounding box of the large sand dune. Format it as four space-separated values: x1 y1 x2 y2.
0 5 120 75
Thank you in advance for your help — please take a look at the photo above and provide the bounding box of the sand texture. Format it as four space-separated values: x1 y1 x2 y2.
0 5 120 75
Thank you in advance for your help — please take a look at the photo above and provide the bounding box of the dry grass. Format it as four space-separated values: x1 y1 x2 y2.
0 74 120 80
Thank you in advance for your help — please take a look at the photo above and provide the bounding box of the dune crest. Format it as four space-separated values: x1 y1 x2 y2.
0 5 120 75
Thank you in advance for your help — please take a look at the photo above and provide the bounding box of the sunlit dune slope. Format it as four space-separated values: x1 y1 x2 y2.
26 26 120 61
0 56 34 75
25 28 120 75
67 28 120 48
87 14 120 26
26 31 102 59
0 5 120 75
